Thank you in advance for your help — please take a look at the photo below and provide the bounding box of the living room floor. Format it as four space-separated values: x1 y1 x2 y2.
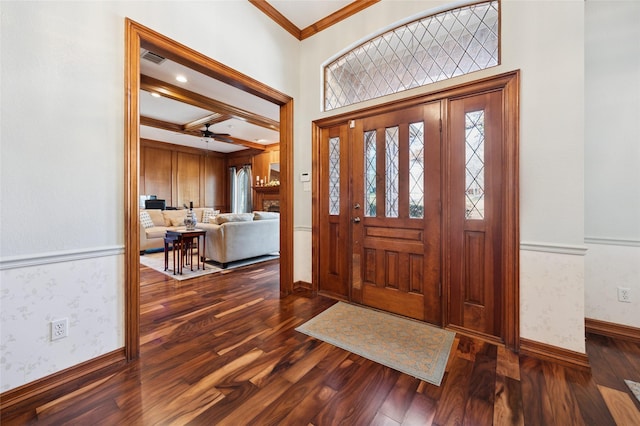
4 261 640 425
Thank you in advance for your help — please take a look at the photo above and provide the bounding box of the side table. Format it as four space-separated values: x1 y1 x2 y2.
165 229 207 274
164 233 183 275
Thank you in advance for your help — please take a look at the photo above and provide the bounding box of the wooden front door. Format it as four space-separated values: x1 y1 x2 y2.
315 72 519 347
448 90 504 338
351 103 442 324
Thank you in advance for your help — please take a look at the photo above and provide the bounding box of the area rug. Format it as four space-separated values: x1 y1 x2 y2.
140 250 279 281
626 379 640 403
295 302 455 386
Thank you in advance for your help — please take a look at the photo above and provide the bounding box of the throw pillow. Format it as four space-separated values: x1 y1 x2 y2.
202 209 220 224
253 211 280 220
140 211 155 229
215 212 254 224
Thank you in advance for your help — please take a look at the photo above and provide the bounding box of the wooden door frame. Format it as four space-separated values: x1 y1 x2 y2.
312 70 519 350
125 19 294 360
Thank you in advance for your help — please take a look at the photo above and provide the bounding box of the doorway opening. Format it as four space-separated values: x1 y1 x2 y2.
125 19 294 360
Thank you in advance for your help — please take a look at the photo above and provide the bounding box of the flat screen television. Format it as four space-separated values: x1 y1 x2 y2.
145 199 166 210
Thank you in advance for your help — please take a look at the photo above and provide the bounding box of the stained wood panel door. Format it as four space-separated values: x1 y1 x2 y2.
352 103 442 324
448 90 504 338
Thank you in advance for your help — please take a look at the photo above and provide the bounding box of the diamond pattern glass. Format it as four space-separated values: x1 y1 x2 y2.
324 1 499 111
328 137 340 215
385 127 399 218
364 130 377 217
409 122 424 218
465 110 485 219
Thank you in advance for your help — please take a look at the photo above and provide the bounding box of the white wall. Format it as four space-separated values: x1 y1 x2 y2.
295 0 587 353
0 0 299 392
584 1 640 327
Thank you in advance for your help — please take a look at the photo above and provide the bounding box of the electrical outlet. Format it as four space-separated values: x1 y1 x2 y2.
617 287 631 303
51 318 68 341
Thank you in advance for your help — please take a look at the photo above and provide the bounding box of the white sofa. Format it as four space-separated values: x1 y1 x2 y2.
196 212 279 267
140 209 280 267
139 208 215 252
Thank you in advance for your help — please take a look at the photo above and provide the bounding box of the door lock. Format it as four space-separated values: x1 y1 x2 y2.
353 203 360 210
353 216 361 223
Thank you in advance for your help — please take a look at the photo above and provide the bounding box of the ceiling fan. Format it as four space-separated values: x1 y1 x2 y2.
201 123 233 144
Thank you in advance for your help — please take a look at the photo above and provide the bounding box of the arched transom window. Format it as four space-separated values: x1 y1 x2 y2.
324 1 500 111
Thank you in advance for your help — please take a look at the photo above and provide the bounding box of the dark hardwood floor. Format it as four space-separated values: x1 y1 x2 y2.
3 261 640 425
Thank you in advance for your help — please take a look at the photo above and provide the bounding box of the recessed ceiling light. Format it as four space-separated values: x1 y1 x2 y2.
150 92 161 98
176 75 187 83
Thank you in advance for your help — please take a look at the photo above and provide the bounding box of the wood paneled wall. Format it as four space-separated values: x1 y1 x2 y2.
252 147 280 184
140 140 228 210
140 140 279 212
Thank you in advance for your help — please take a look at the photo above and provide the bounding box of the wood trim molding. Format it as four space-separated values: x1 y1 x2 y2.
294 280 313 291
520 338 590 370
585 318 640 344
0 350 126 414
279 99 294 297
249 0 380 41
299 0 381 40
249 0 301 39
125 18 142 361
125 19 294 363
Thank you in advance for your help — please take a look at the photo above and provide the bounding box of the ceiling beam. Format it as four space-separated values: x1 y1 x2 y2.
140 74 280 132
183 113 232 131
140 115 266 151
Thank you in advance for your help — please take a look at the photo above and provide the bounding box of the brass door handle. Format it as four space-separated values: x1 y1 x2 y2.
353 217 361 223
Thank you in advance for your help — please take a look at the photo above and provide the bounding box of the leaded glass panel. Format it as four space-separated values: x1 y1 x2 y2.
328 137 340 215
385 127 399 218
465 110 485 219
409 122 424 218
324 1 499 110
364 130 377 217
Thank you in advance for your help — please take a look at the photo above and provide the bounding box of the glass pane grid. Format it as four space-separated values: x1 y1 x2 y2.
465 111 485 219
409 123 425 218
385 127 399 218
325 1 499 111
328 137 340 215
364 131 377 217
